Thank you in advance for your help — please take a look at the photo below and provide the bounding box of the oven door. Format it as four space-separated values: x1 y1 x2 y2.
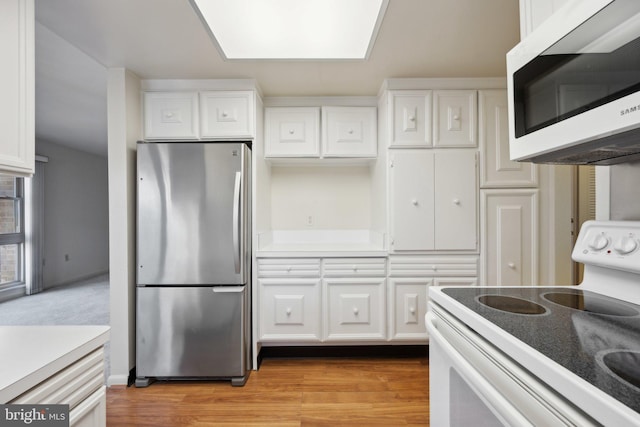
426 302 598 427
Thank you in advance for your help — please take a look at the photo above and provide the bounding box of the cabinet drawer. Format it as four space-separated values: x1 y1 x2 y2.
259 278 321 342
388 256 478 277
257 258 321 278
144 92 199 140
11 349 104 411
322 258 386 277
200 91 255 138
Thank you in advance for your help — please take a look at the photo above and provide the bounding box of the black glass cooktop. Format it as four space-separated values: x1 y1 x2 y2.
442 287 640 414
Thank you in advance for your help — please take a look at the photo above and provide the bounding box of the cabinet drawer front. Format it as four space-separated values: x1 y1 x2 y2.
144 92 199 140
11 349 104 410
388 256 478 277
323 278 386 341
433 90 477 148
200 91 255 138
259 278 321 342
322 258 386 277
257 258 321 277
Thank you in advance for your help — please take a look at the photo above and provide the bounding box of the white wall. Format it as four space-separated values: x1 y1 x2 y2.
610 161 640 220
34 140 109 288
270 165 372 230
107 68 140 386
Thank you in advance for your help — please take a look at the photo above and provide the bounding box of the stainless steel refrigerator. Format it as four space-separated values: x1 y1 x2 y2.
135 141 251 387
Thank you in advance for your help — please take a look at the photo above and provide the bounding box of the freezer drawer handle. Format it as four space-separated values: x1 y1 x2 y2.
233 171 242 274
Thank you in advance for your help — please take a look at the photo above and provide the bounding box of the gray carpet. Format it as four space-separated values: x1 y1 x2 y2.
0 274 111 380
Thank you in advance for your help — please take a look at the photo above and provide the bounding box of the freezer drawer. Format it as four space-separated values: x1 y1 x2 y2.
136 286 249 384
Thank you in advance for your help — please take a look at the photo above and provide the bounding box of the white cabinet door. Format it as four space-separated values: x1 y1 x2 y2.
519 0 569 38
69 387 106 427
0 0 34 176
434 150 477 250
481 189 538 286
433 90 477 147
389 149 435 251
479 90 537 187
143 92 199 140
388 278 430 341
322 106 377 157
200 91 255 139
324 278 386 341
259 278 322 342
264 107 320 157
389 91 432 147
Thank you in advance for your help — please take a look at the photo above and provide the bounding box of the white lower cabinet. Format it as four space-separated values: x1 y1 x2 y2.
389 278 430 340
70 387 106 427
388 255 478 341
481 189 539 286
258 278 322 342
324 278 386 341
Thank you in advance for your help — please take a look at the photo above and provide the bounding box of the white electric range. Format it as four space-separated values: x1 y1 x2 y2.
427 220 640 426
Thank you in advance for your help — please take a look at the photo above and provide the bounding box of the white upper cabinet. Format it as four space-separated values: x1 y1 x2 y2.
143 90 256 140
433 90 477 147
479 90 537 187
264 106 376 158
144 92 199 140
322 106 377 158
264 107 320 157
0 0 34 176
519 0 568 38
389 149 477 252
389 91 432 147
200 91 255 139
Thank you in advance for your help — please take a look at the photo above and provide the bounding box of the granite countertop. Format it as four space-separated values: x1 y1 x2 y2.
0 325 110 403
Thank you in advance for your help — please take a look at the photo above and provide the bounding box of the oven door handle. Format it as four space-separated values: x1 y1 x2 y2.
426 311 535 427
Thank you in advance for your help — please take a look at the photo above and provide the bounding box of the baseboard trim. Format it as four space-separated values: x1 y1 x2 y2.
107 373 130 387
45 271 109 290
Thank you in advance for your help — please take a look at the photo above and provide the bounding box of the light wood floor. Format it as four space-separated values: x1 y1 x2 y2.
107 356 429 426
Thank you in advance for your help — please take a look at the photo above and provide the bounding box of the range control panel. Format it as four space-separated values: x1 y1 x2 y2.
573 220 640 274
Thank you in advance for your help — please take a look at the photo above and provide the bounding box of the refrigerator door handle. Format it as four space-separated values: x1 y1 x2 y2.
232 171 242 274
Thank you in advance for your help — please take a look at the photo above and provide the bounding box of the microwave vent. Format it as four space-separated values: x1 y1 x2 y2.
524 128 640 165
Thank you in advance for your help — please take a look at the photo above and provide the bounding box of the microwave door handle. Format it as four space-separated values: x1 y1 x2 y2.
232 171 241 274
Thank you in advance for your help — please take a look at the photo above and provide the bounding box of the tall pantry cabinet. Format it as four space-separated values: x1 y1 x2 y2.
478 90 538 286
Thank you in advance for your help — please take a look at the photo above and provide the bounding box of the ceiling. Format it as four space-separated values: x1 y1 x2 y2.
33 0 521 157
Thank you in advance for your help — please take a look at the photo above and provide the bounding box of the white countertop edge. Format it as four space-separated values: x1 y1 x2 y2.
0 325 110 403
256 249 388 258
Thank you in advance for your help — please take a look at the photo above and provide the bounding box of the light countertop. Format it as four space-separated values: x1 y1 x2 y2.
0 325 110 403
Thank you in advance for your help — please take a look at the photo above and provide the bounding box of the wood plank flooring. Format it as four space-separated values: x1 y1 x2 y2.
107 356 429 426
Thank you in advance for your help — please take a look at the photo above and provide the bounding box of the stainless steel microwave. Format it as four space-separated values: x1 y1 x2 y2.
507 0 640 165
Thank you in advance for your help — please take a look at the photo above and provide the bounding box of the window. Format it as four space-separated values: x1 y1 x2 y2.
0 176 24 287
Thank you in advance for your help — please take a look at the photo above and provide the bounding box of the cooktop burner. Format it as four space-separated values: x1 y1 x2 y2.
478 294 547 315
543 292 639 316
442 286 640 413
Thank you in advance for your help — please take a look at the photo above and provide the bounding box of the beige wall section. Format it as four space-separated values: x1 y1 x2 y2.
107 68 141 386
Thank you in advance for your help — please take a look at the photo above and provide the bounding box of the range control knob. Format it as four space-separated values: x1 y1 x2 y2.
613 236 638 255
588 232 609 251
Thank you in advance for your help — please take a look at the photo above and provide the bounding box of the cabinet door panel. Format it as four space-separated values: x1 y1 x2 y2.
390 91 432 147
259 278 321 341
322 106 377 157
434 150 477 250
433 90 477 147
481 189 538 286
200 91 254 138
144 92 199 140
479 90 537 187
389 278 430 341
390 150 434 251
264 107 320 157
324 278 386 341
